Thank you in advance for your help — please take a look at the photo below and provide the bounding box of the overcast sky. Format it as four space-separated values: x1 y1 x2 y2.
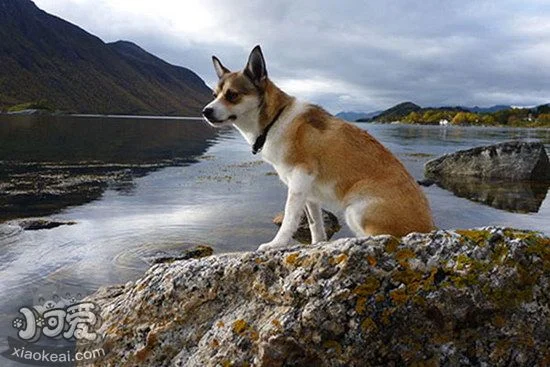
34 0 550 113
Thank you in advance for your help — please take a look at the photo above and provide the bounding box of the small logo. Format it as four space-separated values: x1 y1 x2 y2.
11 293 102 343
2 290 106 366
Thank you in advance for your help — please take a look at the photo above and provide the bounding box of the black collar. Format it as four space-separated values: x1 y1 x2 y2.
252 106 287 155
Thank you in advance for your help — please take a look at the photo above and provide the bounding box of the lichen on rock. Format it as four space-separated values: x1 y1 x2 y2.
81 228 550 366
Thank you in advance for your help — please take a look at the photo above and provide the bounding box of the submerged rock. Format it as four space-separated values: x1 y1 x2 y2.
273 209 341 243
425 140 550 181
82 228 549 366
12 218 77 230
151 245 214 264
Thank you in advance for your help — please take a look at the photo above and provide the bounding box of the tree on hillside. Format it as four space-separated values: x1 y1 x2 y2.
451 112 479 125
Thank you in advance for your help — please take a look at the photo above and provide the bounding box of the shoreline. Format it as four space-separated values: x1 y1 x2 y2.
3 111 550 128
0 109 205 120
356 120 550 129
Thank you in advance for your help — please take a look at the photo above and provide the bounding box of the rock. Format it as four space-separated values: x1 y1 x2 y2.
273 209 341 243
12 218 77 230
81 228 550 366
417 178 435 187
151 245 214 264
425 141 550 181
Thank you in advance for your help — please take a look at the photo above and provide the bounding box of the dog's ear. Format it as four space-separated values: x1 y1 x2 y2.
212 56 229 79
244 45 267 85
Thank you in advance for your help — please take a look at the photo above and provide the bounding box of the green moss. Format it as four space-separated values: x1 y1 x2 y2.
491 242 509 264
8 100 55 112
455 229 491 246
323 340 343 355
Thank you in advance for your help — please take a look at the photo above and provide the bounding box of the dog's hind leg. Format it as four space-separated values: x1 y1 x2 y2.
344 199 370 237
306 201 326 244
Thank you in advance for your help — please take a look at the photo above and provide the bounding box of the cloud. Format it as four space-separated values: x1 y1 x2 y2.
33 0 550 112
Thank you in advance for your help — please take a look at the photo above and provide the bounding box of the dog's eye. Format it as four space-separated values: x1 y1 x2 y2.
225 90 239 102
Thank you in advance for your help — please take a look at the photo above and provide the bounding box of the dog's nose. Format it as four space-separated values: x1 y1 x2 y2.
202 107 214 118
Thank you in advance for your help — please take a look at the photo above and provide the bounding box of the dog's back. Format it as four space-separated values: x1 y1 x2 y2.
278 104 434 237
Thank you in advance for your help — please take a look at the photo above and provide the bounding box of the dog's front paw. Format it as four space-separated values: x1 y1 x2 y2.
257 241 290 252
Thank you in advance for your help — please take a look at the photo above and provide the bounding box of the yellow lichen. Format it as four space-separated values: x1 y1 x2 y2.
384 237 401 253
249 331 259 341
232 319 248 334
361 317 378 333
381 309 394 325
366 255 377 266
216 321 225 328
271 319 282 328
353 277 381 296
300 255 317 268
375 293 385 303
392 268 422 285
284 252 300 266
389 288 408 305
412 294 426 306
395 248 416 267
355 296 367 314
329 253 348 265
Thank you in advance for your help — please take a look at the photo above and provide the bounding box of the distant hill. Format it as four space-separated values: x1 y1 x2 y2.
465 105 511 113
335 111 382 122
0 0 211 115
534 103 550 114
358 102 421 122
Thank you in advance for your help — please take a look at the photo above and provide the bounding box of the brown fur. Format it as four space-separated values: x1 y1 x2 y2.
283 105 434 237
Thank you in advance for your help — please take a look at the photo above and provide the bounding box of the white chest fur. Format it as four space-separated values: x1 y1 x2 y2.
260 101 307 183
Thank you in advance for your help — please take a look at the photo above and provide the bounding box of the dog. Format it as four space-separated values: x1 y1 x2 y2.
202 45 434 251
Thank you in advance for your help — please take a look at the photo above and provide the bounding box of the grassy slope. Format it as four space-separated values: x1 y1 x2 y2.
0 0 211 115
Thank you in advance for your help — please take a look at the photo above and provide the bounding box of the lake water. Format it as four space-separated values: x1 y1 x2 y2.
1 115 549 359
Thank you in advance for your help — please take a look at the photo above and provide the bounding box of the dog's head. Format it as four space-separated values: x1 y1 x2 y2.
202 45 267 128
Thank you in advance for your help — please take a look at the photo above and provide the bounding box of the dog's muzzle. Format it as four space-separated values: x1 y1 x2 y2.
202 107 237 124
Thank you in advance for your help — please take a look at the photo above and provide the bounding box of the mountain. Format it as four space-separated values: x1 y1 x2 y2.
358 102 421 122
533 103 550 114
335 110 382 122
465 105 511 113
0 0 211 115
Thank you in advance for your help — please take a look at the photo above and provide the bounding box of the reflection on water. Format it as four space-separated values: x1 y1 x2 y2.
432 177 550 213
0 114 217 221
